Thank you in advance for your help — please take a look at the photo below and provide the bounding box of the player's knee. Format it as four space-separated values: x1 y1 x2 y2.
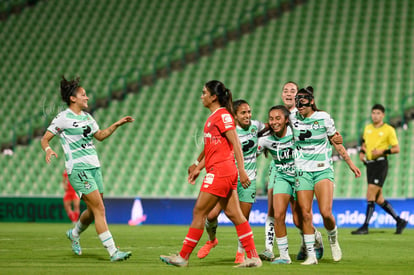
319 207 332 218
274 212 286 224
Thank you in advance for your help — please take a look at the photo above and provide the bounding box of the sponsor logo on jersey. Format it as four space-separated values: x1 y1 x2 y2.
203 173 215 188
222 114 233 129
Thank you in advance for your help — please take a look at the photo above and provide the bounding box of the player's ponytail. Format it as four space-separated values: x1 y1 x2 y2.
61 76 80 106
205 80 234 116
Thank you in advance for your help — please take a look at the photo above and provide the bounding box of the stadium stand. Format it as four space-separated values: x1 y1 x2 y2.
0 0 413 199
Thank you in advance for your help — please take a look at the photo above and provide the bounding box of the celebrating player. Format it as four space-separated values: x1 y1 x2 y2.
41 76 133 262
160 80 262 268
195 99 265 264
291 86 361 265
256 105 297 264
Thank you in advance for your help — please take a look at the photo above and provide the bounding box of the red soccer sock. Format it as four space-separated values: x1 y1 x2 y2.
67 211 75 222
236 221 258 259
179 227 204 260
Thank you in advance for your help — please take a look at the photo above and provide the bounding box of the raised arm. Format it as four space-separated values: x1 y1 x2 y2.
94 116 134 141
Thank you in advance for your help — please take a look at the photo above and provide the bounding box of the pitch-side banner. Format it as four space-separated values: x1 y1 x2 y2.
120 198 414 228
1 197 413 228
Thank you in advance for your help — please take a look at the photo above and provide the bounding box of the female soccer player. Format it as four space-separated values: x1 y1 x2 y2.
195 99 265 264
257 105 296 264
160 80 262 268
41 76 133 262
291 86 361 265
62 169 80 223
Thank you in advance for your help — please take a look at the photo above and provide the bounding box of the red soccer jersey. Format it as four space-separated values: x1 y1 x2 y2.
203 108 236 175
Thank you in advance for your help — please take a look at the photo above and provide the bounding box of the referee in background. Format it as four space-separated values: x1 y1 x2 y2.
352 104 408 235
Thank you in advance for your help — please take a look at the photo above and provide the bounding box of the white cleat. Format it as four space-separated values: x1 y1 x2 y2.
301 254 318 265
328 236 342 262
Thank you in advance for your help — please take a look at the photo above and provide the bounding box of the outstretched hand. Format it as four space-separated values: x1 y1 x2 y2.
116 116 134 127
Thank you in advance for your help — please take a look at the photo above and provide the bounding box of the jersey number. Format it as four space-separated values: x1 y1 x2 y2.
77 171 88 181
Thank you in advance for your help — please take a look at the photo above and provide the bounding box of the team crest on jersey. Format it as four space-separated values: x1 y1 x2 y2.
84 181 91 190
221 114 233 129
251 128 257 134
312 121 320 130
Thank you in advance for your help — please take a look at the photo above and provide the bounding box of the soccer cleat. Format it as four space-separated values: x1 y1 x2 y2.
110 249 132 262
234 257 262 268
296 245 307 260
351 225 368 235
328 235 342 262
271 257 292 264
234 251 245 263
66 229 82 255
258 249 274 261
160 254 188 267
301 254 318 265
197 238 218 259
395 219 408 234
314 230 324 260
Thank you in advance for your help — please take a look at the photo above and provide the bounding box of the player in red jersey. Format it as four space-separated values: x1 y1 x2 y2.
160 80 261 268
62 169 81 223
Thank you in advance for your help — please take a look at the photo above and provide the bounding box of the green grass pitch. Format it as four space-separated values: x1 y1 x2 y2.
0 223 413 274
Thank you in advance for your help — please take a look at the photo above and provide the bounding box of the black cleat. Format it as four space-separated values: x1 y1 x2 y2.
395 219 408 234
351 225 368 235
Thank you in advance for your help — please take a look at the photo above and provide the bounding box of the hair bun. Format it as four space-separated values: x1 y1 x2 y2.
305 86 313 95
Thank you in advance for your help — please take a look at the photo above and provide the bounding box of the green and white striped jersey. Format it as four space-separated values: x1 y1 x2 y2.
237 120 265 180
257 126 295 177
290 110 336 172
47 108 100 174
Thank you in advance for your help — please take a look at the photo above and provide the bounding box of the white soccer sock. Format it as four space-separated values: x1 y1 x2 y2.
265 216 275 251
205 219 218 241
99 230 117 256
304 234 316 257
276 236 289 259
72 221 89 238
327 226 338 244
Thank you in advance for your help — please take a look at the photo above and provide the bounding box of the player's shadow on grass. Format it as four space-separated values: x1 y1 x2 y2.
364 230 388 234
